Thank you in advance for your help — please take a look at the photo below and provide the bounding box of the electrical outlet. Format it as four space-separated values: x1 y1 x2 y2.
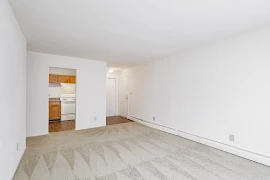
229 134 234 142
94 116 97 121
17 143 19 151
153 117 155 121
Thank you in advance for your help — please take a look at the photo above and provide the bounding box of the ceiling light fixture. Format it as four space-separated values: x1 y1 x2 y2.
109 69 114 73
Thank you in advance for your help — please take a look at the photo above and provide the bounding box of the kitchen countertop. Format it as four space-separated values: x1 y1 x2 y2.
49 98 61 102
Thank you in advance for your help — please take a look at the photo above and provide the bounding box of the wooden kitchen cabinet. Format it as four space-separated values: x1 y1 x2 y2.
68 76 76 84
49 74 58 83
57 75 69 83
49 74 76 84
49 101 61 120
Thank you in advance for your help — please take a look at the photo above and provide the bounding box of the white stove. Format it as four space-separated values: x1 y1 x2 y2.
60 94 76 121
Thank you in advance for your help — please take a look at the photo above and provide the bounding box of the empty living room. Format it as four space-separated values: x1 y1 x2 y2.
1 0 270 179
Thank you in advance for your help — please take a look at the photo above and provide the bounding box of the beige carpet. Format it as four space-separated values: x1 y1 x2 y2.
14 122 270 180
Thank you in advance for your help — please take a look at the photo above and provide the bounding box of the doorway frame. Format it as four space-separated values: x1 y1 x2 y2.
48 66 77 133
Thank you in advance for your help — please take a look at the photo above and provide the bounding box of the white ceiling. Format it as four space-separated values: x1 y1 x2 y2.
9 0 270 69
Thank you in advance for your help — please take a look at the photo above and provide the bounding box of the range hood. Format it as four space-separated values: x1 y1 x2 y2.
60 83 76 87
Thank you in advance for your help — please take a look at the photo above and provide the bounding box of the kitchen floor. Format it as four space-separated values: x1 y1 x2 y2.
49 116 132 133
106 116 133 125
49 120 75 133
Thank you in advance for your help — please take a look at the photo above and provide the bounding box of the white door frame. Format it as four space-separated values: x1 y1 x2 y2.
48 66 77 133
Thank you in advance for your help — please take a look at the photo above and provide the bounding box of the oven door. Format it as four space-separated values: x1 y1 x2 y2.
61 101 76 114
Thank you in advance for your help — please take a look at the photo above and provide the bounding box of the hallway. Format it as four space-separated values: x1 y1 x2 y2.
106 116 132 125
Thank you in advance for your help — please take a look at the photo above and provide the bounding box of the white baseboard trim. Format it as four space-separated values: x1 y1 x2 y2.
128 115 270 167
12 146 26 179
76 124 106 131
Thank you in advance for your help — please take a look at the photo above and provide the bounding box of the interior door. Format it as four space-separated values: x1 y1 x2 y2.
119 77 128 117
106 78 116 117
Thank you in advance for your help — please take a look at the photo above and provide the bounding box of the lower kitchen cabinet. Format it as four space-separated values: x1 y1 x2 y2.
49 101 61 120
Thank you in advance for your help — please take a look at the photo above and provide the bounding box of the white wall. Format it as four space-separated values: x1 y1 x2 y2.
49 67 76 76
123 26 270 166
0 1 27 179
27 52 106 137
49 84 76 98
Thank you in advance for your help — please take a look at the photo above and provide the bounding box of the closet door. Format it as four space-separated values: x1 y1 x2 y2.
106 78 116 117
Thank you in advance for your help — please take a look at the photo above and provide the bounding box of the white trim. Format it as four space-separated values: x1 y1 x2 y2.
128 115 270 167
12 146 26 179
48 66 77 134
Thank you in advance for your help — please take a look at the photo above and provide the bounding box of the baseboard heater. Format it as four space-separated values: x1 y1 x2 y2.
128 115 270 167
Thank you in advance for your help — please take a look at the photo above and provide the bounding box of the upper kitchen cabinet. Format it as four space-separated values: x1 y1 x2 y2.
58 75 69 83
68 76 76 84
49 74 58 83
49 74 76 84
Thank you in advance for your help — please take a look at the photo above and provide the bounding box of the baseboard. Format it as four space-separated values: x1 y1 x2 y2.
11 146 26 179
76 124 106 131
118 115 128 119
27 133 48 137
128 115 270 167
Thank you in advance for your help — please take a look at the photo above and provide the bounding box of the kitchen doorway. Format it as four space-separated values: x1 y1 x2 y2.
48 67 76 133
